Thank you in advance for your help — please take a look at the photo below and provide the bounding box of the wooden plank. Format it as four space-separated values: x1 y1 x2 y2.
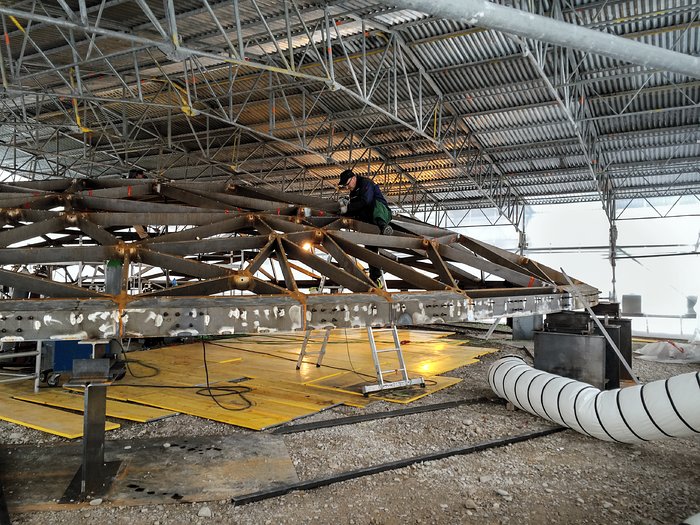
11 390 176 423
0 396 119 439
305 373 462 404
103 386 331 430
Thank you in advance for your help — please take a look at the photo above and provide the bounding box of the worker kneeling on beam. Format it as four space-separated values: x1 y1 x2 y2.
338 169 393 286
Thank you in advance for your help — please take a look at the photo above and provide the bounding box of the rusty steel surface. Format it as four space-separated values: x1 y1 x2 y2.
0 180 598 340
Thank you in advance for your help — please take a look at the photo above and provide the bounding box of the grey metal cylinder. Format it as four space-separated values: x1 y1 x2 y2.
383 0 700 79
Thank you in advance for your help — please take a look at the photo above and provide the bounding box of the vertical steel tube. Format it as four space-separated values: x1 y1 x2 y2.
81 383 107 494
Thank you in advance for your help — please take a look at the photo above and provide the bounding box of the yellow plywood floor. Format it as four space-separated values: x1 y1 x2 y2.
0 384 120 439
12 389 176 423
1 329 497 435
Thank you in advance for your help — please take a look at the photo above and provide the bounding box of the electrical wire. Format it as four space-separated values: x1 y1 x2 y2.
207 338 378 381
199 339 253 411
112 338 160 379
342 327 376 381
109 338 253 411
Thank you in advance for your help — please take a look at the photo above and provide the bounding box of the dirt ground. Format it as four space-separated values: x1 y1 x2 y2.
1 332 699 525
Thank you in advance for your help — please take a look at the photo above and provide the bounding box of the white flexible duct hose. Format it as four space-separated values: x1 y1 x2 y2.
488 357 700 444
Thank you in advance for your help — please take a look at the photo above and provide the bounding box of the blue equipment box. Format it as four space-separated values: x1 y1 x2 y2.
52 341 94 372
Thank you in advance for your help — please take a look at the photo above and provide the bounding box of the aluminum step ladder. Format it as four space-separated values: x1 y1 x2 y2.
296 326 332 369
362 325 424 395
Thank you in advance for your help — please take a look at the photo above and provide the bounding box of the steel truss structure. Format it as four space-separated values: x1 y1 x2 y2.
0 180 597 339
0 0 697 234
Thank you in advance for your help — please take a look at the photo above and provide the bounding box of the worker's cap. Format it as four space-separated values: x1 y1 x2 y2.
338 169 355 187
128 168 145 179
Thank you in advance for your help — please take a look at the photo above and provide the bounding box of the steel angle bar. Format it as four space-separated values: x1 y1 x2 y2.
0 268 107 298
0 179 72 193
408 259 480 286
151 235 269 256
250 276 291 296
252 217 275 236
244 238 275 275
0 216 66 248
140 216 250 244
330 230 424 251
164 181 229 193
259 215 312 234
139 276 237 297
455 237 559 285
318 218 346 231
138 248 232 280
170 185 294 213
82 212 232 228
0 245 110 265
228 184 339 213
424 242 458 288
334 218 381 235
304 217 346 229
273 237 298 292
390 218 453 238
281 238 371 293
74 184 153 200
282 231 318 245
0 195 55 208
259 206 301 217
330 235 448 291
437 244 545 288
76 218 120 246
154 185 232 211
73 195 207 214
320 234 374 285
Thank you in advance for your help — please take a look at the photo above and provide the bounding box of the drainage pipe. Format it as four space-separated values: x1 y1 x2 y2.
382 0 700 79
488 357 700 444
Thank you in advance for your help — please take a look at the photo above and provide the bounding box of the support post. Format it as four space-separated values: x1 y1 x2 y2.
81 383 107 495
60 359 120 502
609 220 618 303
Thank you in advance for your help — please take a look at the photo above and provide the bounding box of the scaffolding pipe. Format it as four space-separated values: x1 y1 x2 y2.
488 357 700 444
383 0 700 79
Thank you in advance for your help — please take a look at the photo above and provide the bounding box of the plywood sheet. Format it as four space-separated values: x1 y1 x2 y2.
12 389 175 423
0 394 119 439
305 373 462 403
103 383 333 430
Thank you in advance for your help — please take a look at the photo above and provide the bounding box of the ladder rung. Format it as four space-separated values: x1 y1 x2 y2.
376 348 399 354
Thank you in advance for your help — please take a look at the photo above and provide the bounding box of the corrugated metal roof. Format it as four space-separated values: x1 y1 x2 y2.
0 0 697 212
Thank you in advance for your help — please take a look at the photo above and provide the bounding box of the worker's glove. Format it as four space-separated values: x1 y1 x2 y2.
338 196 349 215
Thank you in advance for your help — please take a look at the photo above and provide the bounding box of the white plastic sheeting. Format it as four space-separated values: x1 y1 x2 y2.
635 341 700 363
488 357 700 444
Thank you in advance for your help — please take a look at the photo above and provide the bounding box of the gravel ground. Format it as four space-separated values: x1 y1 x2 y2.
2 333 699 525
